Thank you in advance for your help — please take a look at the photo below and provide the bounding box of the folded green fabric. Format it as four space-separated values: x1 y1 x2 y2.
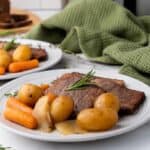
25 0 150 85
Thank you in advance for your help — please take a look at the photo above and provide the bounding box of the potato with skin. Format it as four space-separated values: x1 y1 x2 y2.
33 96 53 132
0 51 12 68
94 93 120 112
17 84 43 107
13 45 32 62
50 95 74 123
77 108 118 131
0 49 9 55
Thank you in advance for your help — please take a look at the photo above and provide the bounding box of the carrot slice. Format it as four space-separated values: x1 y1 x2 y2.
6 97 33 115
4 107 37 129
8 59 39 73
0 66 5 75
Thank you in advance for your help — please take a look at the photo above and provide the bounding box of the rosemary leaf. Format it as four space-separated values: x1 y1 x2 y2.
4 91 18 97
0 144 12 150
66 70 95 91
4 38 16 51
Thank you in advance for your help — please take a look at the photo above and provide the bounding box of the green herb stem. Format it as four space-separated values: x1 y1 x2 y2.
66 70 95 91
0 144 12 150
4 38 16 51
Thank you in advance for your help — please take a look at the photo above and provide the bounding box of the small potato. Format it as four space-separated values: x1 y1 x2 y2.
0 49 9 55
50 95 74 123
94 93 120 112
77 108 118 131
13 45 32 61
17 84 43 107
0 52 12 68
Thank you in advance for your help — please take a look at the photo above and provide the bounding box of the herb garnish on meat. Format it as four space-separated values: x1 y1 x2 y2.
66 70 95 91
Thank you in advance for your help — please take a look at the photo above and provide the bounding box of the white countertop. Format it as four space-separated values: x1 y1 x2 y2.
1 122 150 150
0 11 150 150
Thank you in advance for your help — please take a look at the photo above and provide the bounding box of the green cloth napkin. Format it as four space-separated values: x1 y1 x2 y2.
25 0 150 85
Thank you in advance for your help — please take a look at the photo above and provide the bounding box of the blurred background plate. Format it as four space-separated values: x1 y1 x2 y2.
0 38 62 80
0 8 41 35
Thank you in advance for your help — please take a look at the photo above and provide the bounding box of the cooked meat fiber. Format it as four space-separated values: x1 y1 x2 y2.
94 78 145 114
45 72 145 116
31 48 47 60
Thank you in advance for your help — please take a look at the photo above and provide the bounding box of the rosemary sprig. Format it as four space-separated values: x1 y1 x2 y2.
4 38 16 51
0 144 12 150
4 91 18 97
66 70 95 91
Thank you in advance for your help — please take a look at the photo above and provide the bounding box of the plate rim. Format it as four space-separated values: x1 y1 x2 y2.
0 68 150 142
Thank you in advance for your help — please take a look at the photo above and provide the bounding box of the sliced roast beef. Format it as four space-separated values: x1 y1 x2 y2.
45 72 145 116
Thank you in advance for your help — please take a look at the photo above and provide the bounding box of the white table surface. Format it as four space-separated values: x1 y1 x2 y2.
0 11 150 150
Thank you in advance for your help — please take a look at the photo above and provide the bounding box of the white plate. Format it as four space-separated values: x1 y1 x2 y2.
0 69 149 142
0 38 62 80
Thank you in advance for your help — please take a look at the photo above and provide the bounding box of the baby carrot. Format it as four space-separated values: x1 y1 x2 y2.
0 66 5 75
4 107 37 129
6 97 33 115
8 59 39 73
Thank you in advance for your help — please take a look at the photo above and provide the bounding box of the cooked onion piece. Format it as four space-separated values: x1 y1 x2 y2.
33 96 53 132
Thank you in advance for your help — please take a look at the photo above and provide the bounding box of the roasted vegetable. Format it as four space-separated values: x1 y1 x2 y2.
33 96 53 132
6 97 33 114
0 66 5 75
17 83 43 106
8 59 39 73
77 108 118 131
4 97 37 129
4 107 37 129
0 52 12 68
13 45 32 61
94 93 120 112
50 95 74 123
0 49 9 55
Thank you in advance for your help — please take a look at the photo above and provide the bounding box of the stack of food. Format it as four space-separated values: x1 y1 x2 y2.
0 39 47 75
3 70 145 135
0 0 32 29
